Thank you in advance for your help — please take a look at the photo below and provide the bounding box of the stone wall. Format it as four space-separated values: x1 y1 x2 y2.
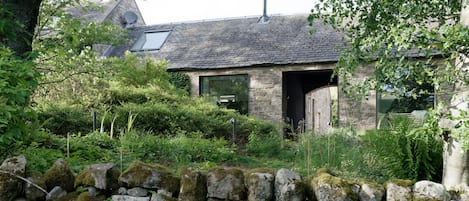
184 63 377 130
1 155 466 201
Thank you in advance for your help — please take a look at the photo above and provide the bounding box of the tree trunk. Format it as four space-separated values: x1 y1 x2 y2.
442 0 469 189
0 0 42 56
443 137 469 188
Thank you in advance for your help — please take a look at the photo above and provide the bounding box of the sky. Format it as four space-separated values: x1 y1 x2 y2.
135 0 316 25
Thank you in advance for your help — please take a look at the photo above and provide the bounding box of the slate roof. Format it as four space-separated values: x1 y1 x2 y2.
108 15 346 70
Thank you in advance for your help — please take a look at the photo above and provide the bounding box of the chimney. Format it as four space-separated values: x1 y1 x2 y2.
258 0 270 24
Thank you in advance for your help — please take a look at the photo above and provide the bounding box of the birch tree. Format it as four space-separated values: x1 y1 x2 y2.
310 0 469 188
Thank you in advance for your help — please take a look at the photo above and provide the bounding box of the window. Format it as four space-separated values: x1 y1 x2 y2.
131 31 170 51
377 66 435 127
200 75 249 114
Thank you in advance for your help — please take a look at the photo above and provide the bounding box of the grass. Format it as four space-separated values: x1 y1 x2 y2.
3 127 393 184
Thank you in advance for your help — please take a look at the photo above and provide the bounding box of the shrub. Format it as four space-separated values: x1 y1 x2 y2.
37 103 93 136
361 115 443 182
0 46 38 154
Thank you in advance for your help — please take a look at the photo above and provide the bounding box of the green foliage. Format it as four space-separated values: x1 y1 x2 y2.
169 71 191 94
246 130 282 157
37 103 93 135
362 115 443 182
0 46 38 154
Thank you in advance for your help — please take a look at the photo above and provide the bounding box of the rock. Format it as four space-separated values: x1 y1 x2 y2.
46 186 67 200
247 169 275 201
13 198 27 201
112 195 150 201
385 179 413 201
24 176 47 201
76 192 106 201
119 161 179 196
119 187 128 195
128 187 149 197
448 185 469 201
88 186 99 197
150 193 177 201
412 180 449 201
275 168 305 201
44 158 75 192
310 172 357 201
178 167 207 201
206 167 247 201
358 181 384 201
0 155 27 201
75 163 121 191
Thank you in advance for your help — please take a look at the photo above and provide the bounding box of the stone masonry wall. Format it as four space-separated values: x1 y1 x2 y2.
1 156 465 201
184 63 376 130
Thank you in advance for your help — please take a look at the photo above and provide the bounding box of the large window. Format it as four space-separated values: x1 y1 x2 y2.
377 66 435 126
131 31 170 51
200 74 249 114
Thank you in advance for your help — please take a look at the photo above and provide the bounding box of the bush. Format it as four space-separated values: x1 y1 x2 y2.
0 46 38 153
361 115 443 182
37 103 93 136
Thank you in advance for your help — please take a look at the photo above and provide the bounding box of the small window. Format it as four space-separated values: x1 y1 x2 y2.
200 75 249 114
131 31 170 51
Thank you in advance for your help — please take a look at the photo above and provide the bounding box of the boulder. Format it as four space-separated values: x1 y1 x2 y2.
448 185 469 201
75 163 121 191
310 172 356 201
412 180 449 201
275 168 305 201
247 169 275 201
76 192 106 201
150 193 177 201
178 167 207 201
46 186 67 200
44 158 75 192
24 176 47 201
385 179 413 201
206 167 247 201
112 195 150 201
0 155 27 201
358 181 384 201
119 161 179 196
128 187 149 197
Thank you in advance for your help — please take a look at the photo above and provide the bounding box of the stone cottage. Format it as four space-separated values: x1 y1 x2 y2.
103 1 433 133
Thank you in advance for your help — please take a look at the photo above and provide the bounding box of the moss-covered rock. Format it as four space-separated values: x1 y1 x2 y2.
356 179 384 201
25 175 47 201
385 179 413 201
178 167 207 201
207 167 247 201
75 163 121 191
76 192 106 201
274 168 305 201
119 161 179 196
0 155 27 201
310 172 358 201
53 192 80 201
44 158 75 192
247 169 274 201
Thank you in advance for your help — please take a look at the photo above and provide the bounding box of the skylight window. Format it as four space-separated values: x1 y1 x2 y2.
131 31 170 51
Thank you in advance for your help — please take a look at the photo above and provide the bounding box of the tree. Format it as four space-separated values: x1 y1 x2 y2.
310 0 469 188
0 0 42 57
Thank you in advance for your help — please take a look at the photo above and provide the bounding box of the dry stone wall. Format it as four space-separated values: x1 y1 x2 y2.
1 155 465 201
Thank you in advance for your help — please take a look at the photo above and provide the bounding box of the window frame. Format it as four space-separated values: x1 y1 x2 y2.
199 74 250 114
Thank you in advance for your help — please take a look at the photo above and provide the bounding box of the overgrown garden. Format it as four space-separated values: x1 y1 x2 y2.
0 0 455 192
